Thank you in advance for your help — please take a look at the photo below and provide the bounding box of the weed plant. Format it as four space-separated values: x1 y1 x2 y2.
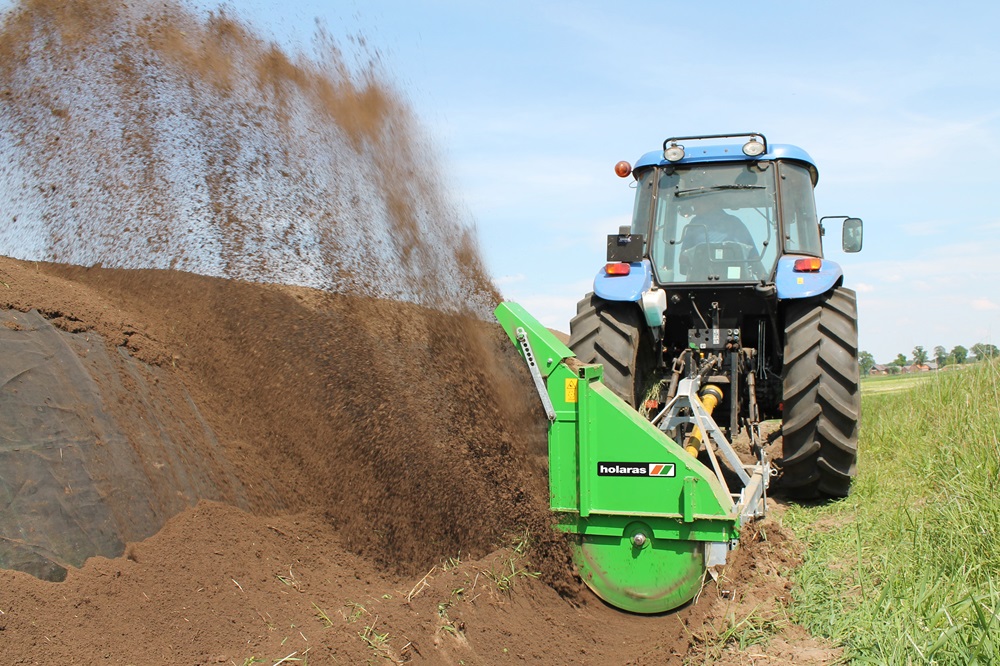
785 360 1000 664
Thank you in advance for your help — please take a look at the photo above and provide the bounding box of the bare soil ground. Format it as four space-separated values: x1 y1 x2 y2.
0 257 839 665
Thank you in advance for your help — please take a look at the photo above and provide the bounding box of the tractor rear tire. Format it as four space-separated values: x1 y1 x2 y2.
568 293 650 408
780 287 860 498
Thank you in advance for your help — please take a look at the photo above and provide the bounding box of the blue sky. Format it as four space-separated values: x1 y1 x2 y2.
50 1 1000 362
226 0 999 365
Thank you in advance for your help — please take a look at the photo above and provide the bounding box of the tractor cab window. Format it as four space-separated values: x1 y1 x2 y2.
646 163 778 284
631 168 656 254
778 162 822 256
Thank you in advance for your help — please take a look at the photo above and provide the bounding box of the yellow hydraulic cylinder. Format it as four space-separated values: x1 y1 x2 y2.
686 384 724 456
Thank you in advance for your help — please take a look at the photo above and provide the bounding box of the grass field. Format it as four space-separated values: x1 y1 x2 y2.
785 360 1000 664
861 371 935 394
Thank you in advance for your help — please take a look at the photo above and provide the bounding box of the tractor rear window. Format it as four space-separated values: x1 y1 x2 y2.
646 163 778 284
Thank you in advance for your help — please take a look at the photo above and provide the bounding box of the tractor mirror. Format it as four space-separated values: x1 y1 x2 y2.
842 218 863 253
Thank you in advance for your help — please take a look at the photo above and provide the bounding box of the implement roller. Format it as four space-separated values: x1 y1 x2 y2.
496 302 770 614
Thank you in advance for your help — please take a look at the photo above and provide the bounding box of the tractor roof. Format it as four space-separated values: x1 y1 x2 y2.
634 142 819 185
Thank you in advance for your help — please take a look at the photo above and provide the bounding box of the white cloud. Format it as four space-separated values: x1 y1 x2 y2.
500 275 595 332
975 219 1000 232
899 219 950 237
506 292 580 333
494 273 526 286
972 298 999 311
847 240 1000 361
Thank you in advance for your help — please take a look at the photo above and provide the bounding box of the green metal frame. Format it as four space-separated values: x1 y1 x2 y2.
495 302 741 613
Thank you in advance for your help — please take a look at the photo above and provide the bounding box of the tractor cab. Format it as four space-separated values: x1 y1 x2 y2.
623 134 857 287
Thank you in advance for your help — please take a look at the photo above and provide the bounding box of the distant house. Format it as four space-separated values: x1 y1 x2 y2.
869 364 890 376
903 364 931 373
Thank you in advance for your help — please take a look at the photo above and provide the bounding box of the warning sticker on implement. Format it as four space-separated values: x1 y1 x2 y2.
597 462 676 477
565 378 578 403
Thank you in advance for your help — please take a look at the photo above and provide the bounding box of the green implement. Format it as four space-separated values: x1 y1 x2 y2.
496 301 769 613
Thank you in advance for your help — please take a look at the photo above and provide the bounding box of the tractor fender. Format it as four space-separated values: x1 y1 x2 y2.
775 256 844 300
593 259 652 302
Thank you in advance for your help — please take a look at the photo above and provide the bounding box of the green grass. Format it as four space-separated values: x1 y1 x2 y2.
861 371 934 394
312 602 334 628
785 360 1000 664
481 530 540 595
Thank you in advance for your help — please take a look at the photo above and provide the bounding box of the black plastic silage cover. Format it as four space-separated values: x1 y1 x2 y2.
0 309 246 581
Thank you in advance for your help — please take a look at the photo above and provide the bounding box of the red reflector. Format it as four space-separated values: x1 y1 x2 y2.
605 262 631 276
793 258 823 272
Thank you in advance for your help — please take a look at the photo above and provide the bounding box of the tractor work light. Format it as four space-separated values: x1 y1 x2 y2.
793 257 823 272
742 137 766 156
663 143 685 162
614 160 632 178
605 262 631 276
662 133 767 162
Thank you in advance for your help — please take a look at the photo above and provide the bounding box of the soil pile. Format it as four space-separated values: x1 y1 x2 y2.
0 255 550 579
0 0 551 583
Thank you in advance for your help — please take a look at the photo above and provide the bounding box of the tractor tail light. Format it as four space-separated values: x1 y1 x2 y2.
605 262 631 276
793 258 823 273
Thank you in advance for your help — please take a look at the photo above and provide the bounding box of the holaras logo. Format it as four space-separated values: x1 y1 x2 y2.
597 462 676 477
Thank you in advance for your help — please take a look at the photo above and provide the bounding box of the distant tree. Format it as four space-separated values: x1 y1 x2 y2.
949 345 968 365
893 353 908 367
934 345 948 367
887 364 901 375
912 346 928 366
859 350 876 375
971 343 1000 362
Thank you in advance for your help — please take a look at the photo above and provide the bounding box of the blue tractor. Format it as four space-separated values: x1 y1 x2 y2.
568 133 863 498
